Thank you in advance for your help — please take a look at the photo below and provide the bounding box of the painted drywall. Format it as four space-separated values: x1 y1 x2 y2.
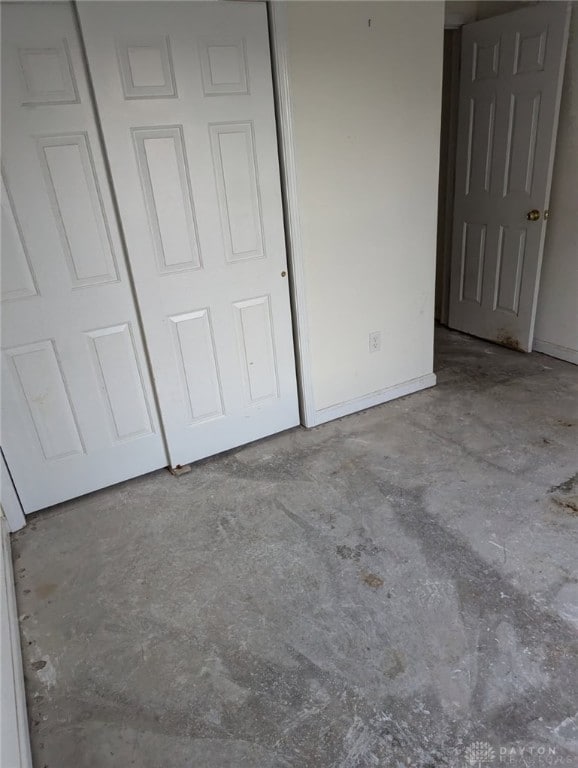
475 1 535 21
285 1 444 415
445 1 533 27
534 4 578 364
445 0 477 26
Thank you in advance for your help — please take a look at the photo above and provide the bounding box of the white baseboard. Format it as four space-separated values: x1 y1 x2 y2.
1 519 32 768
313 372 437 426
533 339 578 366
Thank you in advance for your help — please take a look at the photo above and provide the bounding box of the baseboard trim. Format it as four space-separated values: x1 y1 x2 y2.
1 519 32 768
313 372 437 426
533 339 578 365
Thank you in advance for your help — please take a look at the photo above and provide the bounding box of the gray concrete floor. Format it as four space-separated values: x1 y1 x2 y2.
12 328 578 768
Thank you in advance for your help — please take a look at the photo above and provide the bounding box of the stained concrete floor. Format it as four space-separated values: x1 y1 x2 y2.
12 328 578 768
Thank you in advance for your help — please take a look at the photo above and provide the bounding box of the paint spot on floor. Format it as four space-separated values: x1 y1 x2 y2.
362 572 383 589
36 583 58 599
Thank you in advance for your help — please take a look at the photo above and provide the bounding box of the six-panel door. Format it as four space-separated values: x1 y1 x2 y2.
449 3 570 351
77 2 300 467
0 3 168 512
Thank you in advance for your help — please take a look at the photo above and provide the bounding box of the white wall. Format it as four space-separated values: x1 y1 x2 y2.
445 0 477 26
284 1 444 421
534 4 578 365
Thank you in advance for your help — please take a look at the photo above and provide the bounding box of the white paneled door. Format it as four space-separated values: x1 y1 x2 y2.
449 3 570 351
78 2 299 467
1 3 168 512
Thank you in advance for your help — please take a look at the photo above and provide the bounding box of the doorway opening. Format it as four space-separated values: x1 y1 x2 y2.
435 26 460 330
434 2 572 358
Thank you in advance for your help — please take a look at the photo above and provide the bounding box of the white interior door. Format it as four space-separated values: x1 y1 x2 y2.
77 1 299 467
449 3 571 351
1 3 168 513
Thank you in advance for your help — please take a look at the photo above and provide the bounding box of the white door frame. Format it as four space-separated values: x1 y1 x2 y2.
1 452 25 532
1 517 32 768
436 27 462 327
268 2 316 427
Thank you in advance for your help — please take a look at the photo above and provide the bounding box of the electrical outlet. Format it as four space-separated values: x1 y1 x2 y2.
369 331 381 353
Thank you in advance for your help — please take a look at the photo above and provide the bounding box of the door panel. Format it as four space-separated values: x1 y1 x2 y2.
449 3 571 350
37 133 120 286
78 2 299 467
132 126 202 273
1 3 167 512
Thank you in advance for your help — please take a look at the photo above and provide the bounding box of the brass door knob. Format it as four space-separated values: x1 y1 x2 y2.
527 209 541 221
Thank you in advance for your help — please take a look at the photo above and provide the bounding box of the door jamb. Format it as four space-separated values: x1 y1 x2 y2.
1 451 26 531
268 2 316 428
1 517 33 767
436 28 461 327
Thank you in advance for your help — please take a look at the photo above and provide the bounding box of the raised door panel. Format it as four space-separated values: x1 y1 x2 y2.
210 122 264 262
199 39 249 96
117 37 177 99
169 309 224 424
86 323 154 441
502 93 541 198
18 39 79 105
459 222 486 305
234 295 279 404
465 97 496 196
132 126 201 273
471 38 500 81
37 133 119 287
1 174 39 302
513 29 547 75
493 226 526 315
4 340 84 461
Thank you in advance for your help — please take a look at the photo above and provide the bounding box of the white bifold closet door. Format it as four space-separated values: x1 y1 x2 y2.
1 2 168 513
78 2 300 468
